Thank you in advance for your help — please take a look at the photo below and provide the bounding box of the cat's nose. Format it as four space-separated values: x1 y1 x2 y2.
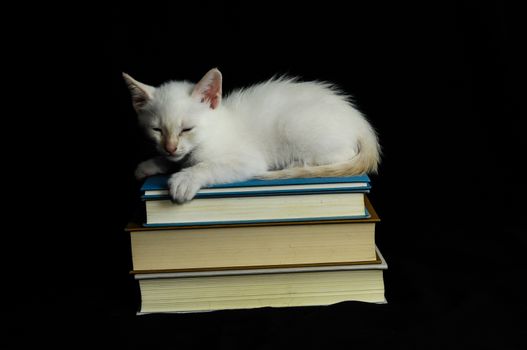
164 143 178 155
165 145 177 154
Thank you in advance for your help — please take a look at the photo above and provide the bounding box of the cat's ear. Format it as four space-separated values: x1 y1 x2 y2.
191 68 222 109
122 73 155 111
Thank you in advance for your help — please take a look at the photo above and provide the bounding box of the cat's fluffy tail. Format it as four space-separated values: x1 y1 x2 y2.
260 132 381 179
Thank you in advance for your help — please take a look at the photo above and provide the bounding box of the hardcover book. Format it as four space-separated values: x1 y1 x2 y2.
140 175 371 227
141 174 371 199
135 247 387 314
127 197 380 273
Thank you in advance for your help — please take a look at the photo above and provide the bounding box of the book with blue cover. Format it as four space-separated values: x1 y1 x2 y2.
141 174 371 200
140 175 371 227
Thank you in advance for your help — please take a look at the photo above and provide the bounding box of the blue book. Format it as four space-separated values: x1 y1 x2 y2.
140 174 371 227
143 192 370 227
141 174 371 200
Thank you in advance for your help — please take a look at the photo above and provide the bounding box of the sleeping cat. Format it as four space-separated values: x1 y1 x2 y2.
123 68 380 203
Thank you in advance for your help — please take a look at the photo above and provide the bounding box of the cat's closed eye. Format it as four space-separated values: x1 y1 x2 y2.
181 127 193 133
152 127 162 133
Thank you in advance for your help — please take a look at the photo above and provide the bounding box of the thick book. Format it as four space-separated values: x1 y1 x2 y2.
135 247 387 314
127 197 380 274
141 174 371 199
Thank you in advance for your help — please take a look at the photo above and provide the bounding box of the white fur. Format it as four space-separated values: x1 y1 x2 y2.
124 69 380 202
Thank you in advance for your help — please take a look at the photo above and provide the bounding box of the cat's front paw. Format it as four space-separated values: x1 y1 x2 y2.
168 172 202 203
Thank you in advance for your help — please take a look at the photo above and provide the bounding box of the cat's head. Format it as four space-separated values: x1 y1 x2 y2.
123 68 223 161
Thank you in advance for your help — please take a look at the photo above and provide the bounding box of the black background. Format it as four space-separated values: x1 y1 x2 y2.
9 1 526 348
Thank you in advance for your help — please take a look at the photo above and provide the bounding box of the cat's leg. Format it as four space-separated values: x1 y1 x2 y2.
168 160 265 203
135 157 172 180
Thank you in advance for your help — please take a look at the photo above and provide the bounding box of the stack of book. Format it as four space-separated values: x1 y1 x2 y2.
126 175 387 314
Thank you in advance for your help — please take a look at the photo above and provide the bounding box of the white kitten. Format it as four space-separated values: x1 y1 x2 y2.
123 68 380 203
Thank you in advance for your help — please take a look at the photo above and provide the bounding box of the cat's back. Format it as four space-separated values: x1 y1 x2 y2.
224 77 347 115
